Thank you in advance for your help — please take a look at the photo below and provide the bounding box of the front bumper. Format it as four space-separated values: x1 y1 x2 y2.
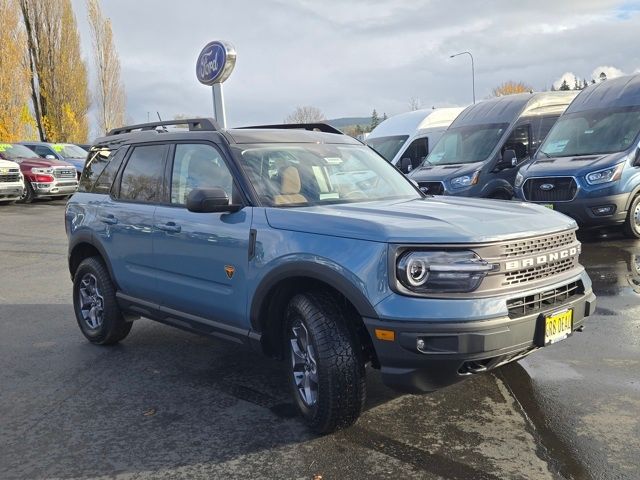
32 179 78 197
0 183 24 201
364 288 596 393
517 190 628 228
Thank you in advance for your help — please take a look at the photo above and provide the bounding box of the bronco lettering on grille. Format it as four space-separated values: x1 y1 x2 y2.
504 245 581 271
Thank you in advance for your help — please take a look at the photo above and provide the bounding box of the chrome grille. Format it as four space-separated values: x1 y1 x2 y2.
0 169 20 183
503 231 576 258
53 168 76 179
504 257 577 286
417 181 445 195
523 177 577 202
507 281 584 318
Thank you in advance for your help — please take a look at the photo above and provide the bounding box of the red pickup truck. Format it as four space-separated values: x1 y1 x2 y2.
0 144 78 203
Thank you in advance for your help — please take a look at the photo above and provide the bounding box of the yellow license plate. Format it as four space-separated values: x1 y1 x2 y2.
543 203 554 210
544 309 573 345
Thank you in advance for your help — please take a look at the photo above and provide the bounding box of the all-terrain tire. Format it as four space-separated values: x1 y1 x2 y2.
73 257 132 345
286 292 366 434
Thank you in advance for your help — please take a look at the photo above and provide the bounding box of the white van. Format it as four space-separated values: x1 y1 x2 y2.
366 107 464 173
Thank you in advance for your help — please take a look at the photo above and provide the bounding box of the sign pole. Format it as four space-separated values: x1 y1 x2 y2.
196 40 236 129
212 84 227 128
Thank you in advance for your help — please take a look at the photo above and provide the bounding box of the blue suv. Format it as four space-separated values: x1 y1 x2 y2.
66 118 596 433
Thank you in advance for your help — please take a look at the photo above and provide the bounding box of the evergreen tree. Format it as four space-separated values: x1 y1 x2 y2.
583 79 589 89
382 112 388 122
370 109 380 130
559 80 571 91
573 77 580 90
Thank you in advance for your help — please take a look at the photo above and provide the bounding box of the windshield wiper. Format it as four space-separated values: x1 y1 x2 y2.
538 151 552 158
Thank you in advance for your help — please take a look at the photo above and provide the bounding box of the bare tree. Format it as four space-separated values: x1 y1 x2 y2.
491 81 533 97
87 0 126 135
284 106 325 123
408 97 421 111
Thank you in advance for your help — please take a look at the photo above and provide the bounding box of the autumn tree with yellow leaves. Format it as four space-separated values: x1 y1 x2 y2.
491 81 533 97
87 0 126 135
19 0 89 142
0 0 34 141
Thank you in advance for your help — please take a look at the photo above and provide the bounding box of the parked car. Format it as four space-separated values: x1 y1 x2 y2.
20 141 88 178
1 143 78 203
0 145 25 203
515 74 640 237
66 118 595 433
366 108 464 173
408 91 578 199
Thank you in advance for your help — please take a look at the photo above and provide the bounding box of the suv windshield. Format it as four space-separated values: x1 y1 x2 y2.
235 143 420 207
53 144 88 158
0 143 38 160
537 106 640 158
425 123 509 165
366 135 409 161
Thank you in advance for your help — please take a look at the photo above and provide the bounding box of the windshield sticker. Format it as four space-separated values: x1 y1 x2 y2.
323 157 343 165
52 144 64 152
0 144 11 152
545 140 569 154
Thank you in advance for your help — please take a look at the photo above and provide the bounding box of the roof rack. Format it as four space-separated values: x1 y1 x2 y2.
239 123 344 135
108 118 220 136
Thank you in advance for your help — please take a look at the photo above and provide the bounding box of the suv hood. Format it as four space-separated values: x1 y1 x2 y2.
265 197 576 244
521 153 626 177
409 163 481 183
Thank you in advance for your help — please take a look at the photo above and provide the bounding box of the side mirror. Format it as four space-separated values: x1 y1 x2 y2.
45 154 56 160
399 157 412 173
498 149 517 169
634 147 640 166
186 188 242 213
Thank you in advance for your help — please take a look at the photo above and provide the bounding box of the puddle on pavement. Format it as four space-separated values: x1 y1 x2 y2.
579 231 640 298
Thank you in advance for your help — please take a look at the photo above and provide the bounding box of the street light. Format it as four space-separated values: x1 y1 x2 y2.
450 51 475 104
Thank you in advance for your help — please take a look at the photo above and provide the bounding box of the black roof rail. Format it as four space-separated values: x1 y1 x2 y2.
239 123 344 135
107 118 220 136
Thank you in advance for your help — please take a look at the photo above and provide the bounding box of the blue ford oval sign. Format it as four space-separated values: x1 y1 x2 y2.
196 41 236 86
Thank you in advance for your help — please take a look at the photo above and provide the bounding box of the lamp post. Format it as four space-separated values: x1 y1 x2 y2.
450 51 475 104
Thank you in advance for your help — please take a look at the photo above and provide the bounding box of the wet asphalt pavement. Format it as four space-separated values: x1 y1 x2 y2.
0 200 638 480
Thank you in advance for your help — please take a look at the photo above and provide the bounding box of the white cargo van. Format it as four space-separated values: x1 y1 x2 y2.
366 108 464 173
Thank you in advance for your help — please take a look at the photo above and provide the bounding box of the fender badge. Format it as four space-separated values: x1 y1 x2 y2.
224 265 235 279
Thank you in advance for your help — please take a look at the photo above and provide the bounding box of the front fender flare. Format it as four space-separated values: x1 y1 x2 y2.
249 259 380 332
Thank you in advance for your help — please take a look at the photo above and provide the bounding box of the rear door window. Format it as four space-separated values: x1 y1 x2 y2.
118 144 168 203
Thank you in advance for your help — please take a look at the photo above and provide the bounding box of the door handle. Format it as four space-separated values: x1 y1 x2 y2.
99 214 118 225
155 222 181 233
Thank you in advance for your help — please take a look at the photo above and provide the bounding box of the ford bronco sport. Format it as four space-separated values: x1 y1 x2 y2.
65 118 595 433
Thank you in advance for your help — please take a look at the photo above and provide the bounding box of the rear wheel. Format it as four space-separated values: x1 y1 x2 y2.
286 292 366 434
73 257 132 345
623 195 640 238
18 182 34 204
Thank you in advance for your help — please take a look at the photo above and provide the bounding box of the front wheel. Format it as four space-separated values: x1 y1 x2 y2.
286 292 366 434
623 195 640 238
17 182 35 204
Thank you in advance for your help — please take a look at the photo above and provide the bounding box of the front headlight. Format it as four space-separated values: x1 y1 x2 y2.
585 163 624 185
397 250 495 293
450 171 480 189
31 167 54 174
515 172 524 187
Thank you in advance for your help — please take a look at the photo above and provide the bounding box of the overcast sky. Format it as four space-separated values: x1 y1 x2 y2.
70 0 640 133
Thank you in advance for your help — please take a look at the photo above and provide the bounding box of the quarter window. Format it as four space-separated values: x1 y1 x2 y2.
170 144 233 205
118 144 167 203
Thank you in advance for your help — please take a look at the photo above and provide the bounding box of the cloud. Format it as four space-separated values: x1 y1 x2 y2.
553 72 579 89
590 65 625 81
